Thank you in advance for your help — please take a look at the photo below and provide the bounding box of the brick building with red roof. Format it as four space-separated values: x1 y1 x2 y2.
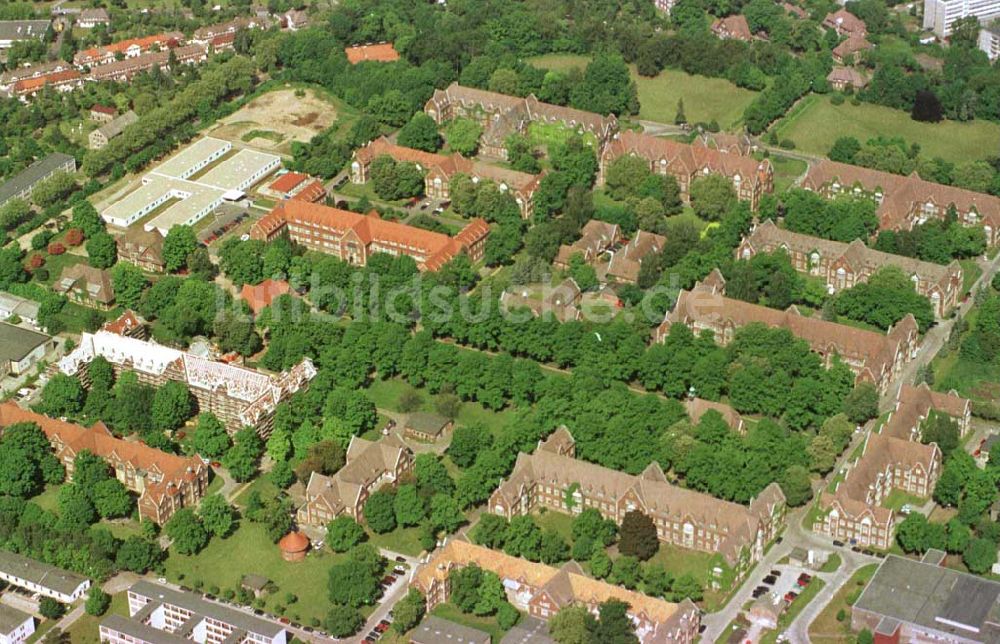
250 200 489 271
0 404 208 524
241 279 291 315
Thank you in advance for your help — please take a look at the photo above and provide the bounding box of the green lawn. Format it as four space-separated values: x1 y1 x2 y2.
761 577 826 644
819 553 842 573
768 154 808 194
232 476 280 509
62 592 130 643
881 489 926 512
960 259 983 294
365 526 427 558
365 377 516 439
430 602 511 643
532 509 575 542
527 54 758 130
773 94 1000 164
808 563 878 642
645 543 731 609
528 121 597 149
164 522 351 626
30 484 61 513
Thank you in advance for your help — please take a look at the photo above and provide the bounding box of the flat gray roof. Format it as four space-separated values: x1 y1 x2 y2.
0 551 89 596
0 322 50 362
100 614 188 643
153 137 230 180
412 616 490 644
0 21 50 42
855 555 1000 642
0 291 39 320
197 148 279 191
129 580 286 638
0 153 74 206
0 604 31 634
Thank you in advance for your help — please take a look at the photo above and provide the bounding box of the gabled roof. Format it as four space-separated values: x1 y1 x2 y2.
0 404 205 508
711 14 752 41
53 264 115 305
240 279 290 314
824 9 867 35
305 435 410 514
827 66 869 88
832 34 874 60
13 69 81 94
344 43 400 64
684 397 744 432
268 172 308 193
75 31 183 65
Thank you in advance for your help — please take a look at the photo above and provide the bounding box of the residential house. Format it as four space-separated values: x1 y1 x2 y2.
657 270 920 393
736 220 963 317
192 16 266 47
783 3 810 19
599 130 774 210
11 69 83 100
597 229 665 284
423 83 619 160
500 278 583 323
489 428 786 577
695 132 755 155
85 44 208 82
89 110 138 149
0 61 72 97
117 227 165 273
250 200 490 271
0 21 50 49
412 539 702 644
554 220 621 269
403 412 453 442
0 605 33 644
297 435 413 525
832 34 874 64
0 291 39 327
344 43 400 64
261 172 326 203
58 331 316 436
102 310 147 340
852 553 1000 642
100 581 289 643
77 8 111 29
0 153 76 208
0 551 89 603
824 9 867 37
684 397 746 434
53 264 115 309
802 159 1000 245
0 323 53 378
74 31 184 67
711 15 753 41
90 104 117 122
827 66 869 91
0 404 208 524
240 279 290 315
282 9 309 30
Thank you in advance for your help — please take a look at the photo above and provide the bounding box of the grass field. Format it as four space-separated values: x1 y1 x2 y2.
164 522 352 625
881 489 926 512
527 54 758 130
808 563 878 642
773 94 1000 164
960 259 983 294
819 553 842 573
769 154 808 194
430 603 511 643
63 593 130 644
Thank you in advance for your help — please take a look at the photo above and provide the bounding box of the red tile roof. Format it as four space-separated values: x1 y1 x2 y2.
103 310 143 335
344 43 400 64
711 15 752 41
75 32 183 65
90 104 117 116
240 279 290 314
290 180 326 203
269 172 308 193
13 69 81 94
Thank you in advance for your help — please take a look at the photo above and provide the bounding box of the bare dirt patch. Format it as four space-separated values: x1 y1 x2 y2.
210 89 337 154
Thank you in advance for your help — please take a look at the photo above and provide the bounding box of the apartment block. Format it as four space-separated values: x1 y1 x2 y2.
489 428 786 577
924 0 1000 37
412 539 701 644
657 269 919 393
737 220 964 317
0 551 90 604
58 331 316 436
297 435 413 525
99 581 288 644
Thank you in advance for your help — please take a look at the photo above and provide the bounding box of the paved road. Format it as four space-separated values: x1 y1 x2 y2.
344 548 421 644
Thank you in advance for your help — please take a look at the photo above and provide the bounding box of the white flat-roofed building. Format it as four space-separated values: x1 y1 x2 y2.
151 137 231 180
924 0 1000 37
0 552 90 603
0 605 34 644
100 137 279 235
196 148 282 192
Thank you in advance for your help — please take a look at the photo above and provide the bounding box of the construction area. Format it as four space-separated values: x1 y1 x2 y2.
208 88 340 154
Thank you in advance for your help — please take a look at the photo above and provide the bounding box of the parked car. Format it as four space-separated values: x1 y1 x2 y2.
763 575 777 585
769 570 781 577
833 540 845 547
784 591 798 602
393 566 406 575
395 556 407 563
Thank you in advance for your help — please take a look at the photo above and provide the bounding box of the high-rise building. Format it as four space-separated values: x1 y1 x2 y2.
924 0 1000 37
